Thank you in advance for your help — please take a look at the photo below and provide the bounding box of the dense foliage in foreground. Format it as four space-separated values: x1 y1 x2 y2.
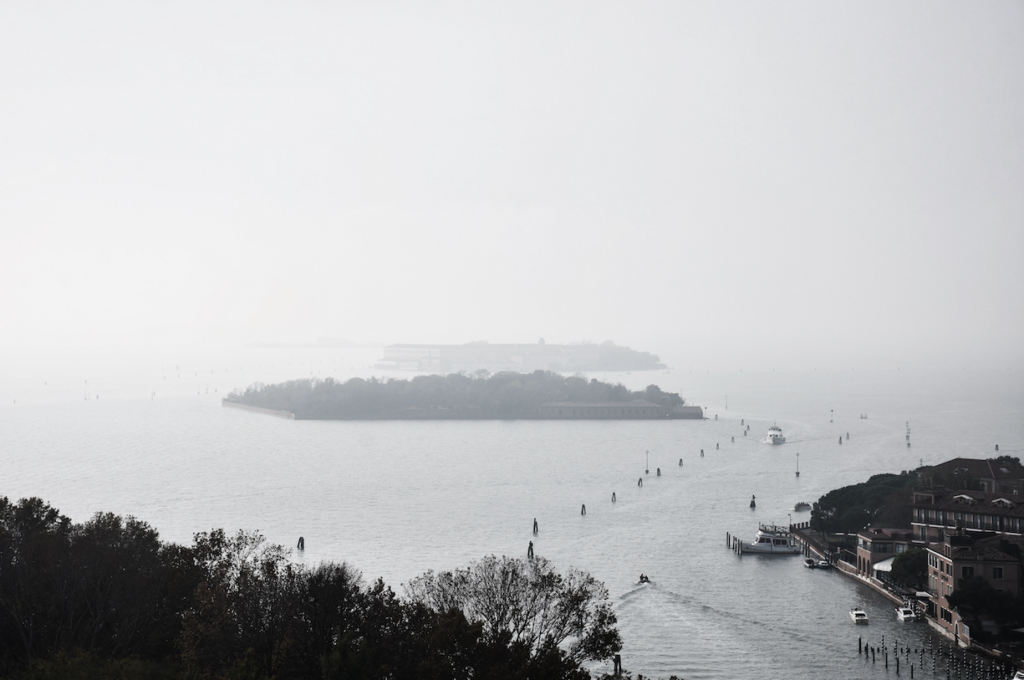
227 371 685 419
0 496 620 680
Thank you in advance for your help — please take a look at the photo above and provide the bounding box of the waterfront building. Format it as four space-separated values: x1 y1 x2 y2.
908 457 1024 646
911 487 1024 544
855 527 915 580
924 532 1024 645
374 341 665 373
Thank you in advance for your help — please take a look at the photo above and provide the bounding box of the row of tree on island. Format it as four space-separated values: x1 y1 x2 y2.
0 496 622 680
226 371 685 420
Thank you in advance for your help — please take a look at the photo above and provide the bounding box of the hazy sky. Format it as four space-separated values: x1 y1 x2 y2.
2 1 1022 368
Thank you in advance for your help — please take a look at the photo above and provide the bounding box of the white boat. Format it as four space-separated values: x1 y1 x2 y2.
804 558 817 568
816 560 831 569
850 608 869 624
793 501 811 511
739 524 802 554
763 425 785 444
895 607 918 622
1009 671 1024 680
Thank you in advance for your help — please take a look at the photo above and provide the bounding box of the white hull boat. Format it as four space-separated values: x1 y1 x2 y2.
895 607 918 622
739 524 802 554
850 608 869 624
763 425 785 444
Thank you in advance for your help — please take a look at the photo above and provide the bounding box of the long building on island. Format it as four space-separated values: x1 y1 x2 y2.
375 340 665 373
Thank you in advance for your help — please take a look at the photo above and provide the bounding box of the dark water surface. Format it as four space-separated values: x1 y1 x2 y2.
3 351 1022 678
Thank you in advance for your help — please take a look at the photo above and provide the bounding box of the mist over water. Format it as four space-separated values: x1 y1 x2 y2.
3 347 1022 677
2 2 1023 675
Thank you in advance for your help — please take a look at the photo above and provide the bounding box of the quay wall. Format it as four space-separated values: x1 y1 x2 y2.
791 524 904 606
222 400 295 420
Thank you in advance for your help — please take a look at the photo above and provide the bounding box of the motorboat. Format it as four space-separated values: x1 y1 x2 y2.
804 558 817 568
850 608 869 624
738 524 802 554
763 425 785 444
793 501 811 511
816 560 831 569
1009 671 1024 680
895 606 918 622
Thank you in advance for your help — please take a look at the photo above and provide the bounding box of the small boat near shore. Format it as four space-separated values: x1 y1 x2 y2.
850 608 869 624
895 606 918 622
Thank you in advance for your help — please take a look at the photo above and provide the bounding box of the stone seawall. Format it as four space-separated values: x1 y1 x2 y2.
222 400 295 420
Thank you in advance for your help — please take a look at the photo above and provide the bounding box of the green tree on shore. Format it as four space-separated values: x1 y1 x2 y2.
1 495 619 680
889 548 927 589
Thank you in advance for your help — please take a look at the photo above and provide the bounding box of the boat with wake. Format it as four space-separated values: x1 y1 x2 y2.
763 425 785 444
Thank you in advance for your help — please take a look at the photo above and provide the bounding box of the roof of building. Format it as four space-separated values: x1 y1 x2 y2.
857 528 914 541
946 534 1024 563
920 457 1024 482
912 487 1024 517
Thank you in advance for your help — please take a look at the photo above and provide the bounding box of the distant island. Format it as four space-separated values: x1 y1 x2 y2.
375 340 666 373
223 371 703 420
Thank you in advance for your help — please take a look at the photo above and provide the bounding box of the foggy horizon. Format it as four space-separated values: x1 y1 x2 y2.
3 1 1022 371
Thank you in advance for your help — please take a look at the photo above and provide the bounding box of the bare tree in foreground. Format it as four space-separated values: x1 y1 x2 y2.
404 555 621 666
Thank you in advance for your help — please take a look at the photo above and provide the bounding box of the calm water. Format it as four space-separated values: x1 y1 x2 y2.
2 348 1023 678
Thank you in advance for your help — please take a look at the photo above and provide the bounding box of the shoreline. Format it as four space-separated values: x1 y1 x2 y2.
220 399 703 421
221 399 295 419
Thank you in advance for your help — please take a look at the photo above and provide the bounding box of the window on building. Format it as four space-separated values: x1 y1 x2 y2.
994 567 1004 580
962 566 974 578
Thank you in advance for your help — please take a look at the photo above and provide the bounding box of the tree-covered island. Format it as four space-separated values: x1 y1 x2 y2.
224 371 703 420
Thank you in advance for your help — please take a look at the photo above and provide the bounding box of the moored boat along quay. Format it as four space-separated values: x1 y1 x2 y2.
781 456 1024 673
733 521 1024 673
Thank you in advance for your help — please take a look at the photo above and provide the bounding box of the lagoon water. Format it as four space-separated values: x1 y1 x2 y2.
2 349 1023 678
